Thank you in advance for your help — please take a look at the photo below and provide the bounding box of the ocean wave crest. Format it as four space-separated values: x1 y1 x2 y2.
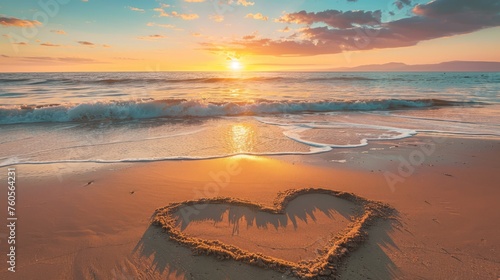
0 98 478 124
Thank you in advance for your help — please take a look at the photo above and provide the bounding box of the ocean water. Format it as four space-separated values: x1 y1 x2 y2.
0 71 499 167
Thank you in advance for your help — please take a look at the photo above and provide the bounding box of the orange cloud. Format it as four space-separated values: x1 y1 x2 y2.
19 56 100 64
77 41 95 46
237 0 254 6
153 7 170 17
276 10 381 28
41 42 61 47
51 29 66 35
147 22 176 29
155 7 199 20
170 11 199 20
242 35 255 40
137 34 167 40
205 0 500 57
278 26 291 32
0 16 42 27
210 15 224 22
245 13 268 21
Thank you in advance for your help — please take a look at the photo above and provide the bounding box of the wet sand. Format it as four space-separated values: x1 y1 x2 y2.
0 135 499 279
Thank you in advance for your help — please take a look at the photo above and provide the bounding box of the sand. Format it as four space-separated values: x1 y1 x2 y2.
0 135 499 279
152 188 394 279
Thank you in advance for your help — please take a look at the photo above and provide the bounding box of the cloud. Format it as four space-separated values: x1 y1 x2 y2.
50 29 66 35
276 9 382 28
58 57 98 63
40 42 60 47
184 0 205 2
74 41 109 47
113 57 143 61
12 56 101 64
245 13 268 21
147 22 176 29
14 42 28 46
394 0 412 10
201 39 339 56
155 8 199 20
154 7 170 17
77 41 95 46
0 16 42 27
413 0 499 21
137 34 167 40
171 11 199 20
210 15 224 22
127 6 145 12
237 0 254 6
204 0 500 56
278 26 291 32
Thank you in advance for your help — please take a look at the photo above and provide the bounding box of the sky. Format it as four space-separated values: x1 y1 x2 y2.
0 0 499 72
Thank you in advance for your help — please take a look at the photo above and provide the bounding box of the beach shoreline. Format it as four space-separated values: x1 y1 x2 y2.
1 135 499 279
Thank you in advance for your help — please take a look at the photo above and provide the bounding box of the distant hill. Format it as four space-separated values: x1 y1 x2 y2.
330 61 500 72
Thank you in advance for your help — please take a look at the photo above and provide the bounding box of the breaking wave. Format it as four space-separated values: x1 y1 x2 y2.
0 98 479 124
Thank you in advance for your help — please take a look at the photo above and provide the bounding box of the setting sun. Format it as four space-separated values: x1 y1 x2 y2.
230 60 242 71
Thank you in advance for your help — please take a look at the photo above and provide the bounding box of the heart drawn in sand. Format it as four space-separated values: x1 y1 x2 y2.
152 188 394 279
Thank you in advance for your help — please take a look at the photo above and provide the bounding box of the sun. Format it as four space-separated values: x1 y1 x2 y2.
230 60 242 71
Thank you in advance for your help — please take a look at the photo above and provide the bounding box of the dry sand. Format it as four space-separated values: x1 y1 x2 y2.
0 135 499 279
